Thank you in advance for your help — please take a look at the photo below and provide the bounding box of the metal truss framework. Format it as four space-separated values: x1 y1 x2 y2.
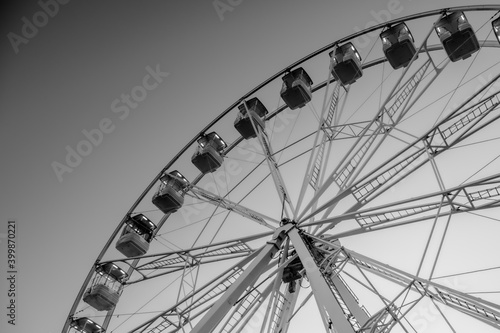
62 5 500 333
180 224 500 333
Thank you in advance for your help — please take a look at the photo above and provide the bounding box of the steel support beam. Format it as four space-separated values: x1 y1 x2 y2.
287 227 359 333
190 225 290 333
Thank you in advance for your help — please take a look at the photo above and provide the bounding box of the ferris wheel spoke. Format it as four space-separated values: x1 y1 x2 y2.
359 283 424 333
242 101 296 217
299 78 500 224
288 228 370 332
99 231 271 287
186 183 280 229
127 247 267 333
341 246 500 331
308 238 500 331
127 243 256 284
217 278 275 333
303 171 500 237
257 237 303 333
335 58 435 190
271 281 302 333
349 80 500 203
191 228 288 333
297 46 441 223
294 81 342 220
213 247 303 333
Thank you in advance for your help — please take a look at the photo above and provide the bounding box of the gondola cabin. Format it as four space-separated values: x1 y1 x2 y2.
152 170 188 214
493 16 500 44
435 11 480 62
380 22 417 69
280 67 313 110
83 263 127 311
234 97 268 139
330 42 363 85
70 318 104 333
115 214 156 257
191 132 227 173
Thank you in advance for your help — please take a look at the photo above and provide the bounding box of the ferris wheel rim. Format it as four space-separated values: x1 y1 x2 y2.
64 5 500 333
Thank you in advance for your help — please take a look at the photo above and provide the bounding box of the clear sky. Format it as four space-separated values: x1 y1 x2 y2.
1 1 499 333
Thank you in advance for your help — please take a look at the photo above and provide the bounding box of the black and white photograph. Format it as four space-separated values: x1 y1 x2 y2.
2 1 500 332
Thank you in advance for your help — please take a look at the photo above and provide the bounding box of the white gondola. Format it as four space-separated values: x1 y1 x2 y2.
115 214 156 257
70 318 104 333
82 263 127 311
191 132 227 173
152 170 188 214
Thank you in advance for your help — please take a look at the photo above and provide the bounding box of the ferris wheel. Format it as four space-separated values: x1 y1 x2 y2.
63 5 500 333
